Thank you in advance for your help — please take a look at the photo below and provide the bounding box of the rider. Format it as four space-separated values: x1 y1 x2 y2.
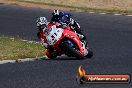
36 17 71 58
50 10 86 40
36 17 55 58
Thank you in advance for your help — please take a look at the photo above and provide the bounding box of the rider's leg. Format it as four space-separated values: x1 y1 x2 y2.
75 28 86 40
69 20 86 40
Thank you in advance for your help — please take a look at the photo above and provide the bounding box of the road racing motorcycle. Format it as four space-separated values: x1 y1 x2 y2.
41 24 93 59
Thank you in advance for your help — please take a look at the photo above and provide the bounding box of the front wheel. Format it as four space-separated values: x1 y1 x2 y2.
85 48 93 58
60 41 84 59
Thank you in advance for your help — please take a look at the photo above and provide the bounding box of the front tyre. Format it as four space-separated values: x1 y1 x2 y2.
85 48 93 58
61 41 84 59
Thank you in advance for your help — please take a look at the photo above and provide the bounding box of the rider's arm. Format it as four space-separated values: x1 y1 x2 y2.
67 13 72 24
74 20 81 29
38 31 49 48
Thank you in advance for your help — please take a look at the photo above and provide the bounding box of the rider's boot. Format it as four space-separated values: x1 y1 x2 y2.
77 34 86 40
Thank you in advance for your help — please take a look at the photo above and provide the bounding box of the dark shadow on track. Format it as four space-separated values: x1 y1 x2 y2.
40 56 87 60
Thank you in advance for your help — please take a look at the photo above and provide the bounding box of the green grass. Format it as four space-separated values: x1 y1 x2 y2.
16 0 132 14
0 37 44 60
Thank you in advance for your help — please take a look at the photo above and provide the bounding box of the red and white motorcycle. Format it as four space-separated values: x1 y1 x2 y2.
41 24 93 59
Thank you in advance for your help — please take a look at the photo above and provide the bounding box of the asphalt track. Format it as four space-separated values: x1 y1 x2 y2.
0 4 132 88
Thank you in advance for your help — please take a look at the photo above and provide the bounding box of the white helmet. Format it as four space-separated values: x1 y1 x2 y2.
36 17 48 31
53 10 59 16
36 17 47 27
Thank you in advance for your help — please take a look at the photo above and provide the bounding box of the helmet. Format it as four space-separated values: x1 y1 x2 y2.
53 10 59 16
36 17 47 26
36 17 48 31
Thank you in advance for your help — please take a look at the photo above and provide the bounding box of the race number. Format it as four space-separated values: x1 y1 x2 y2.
46 25 63 45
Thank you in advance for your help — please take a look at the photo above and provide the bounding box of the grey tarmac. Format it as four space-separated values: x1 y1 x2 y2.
0 4 132 88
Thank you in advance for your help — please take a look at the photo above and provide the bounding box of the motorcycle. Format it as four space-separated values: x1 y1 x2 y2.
41 24 93 59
